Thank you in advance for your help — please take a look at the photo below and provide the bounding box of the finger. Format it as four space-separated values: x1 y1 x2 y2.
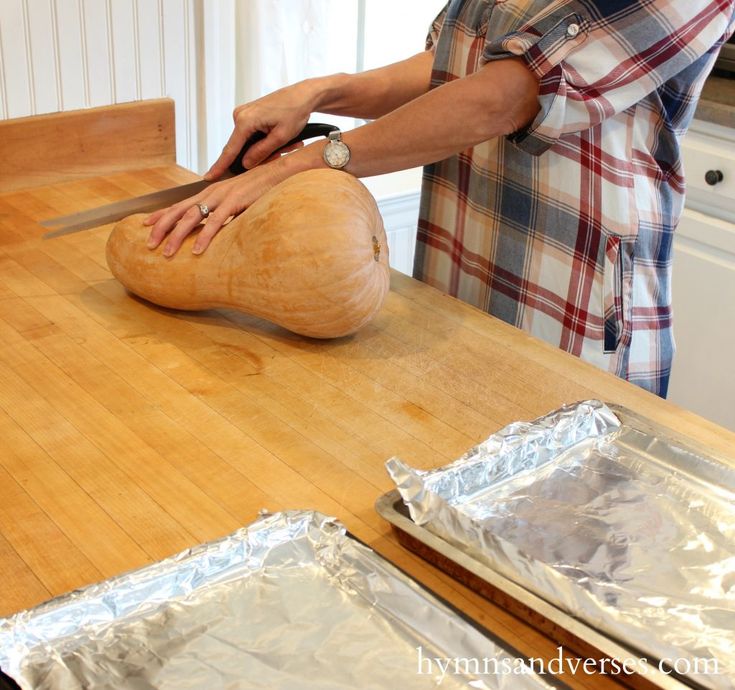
193 183 256 255
143 208 167 226
279 140 305 154
241 128 291 169
205 121 259 181
146 201 195 249
192 207 232 255
263 140 304 164
161 205 209 258
147 180 227 248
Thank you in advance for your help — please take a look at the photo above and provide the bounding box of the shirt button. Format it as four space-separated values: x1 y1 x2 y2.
567 23 580 37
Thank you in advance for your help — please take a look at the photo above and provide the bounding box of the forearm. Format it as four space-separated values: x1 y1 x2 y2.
283 58 540 178
304 50 435 120
148 57 539 258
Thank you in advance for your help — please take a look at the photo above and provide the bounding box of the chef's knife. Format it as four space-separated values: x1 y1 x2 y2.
41 122 339 238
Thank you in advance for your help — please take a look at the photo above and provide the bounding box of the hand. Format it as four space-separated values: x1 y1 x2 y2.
204 82 316 181
144 159 290 257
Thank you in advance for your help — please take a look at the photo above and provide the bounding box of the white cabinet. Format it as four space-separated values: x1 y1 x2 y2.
668 121 735 431
669 209 735 430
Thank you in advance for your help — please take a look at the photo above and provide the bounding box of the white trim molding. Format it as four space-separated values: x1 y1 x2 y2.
377 190 421 276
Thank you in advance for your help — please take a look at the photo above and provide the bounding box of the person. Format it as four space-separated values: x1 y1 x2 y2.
145 0 735 398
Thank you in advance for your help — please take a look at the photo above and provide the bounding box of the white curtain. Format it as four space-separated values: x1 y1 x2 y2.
234 0 359 104
201 0 430 197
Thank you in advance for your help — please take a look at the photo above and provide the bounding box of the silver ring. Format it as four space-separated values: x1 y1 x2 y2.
196 202 210 219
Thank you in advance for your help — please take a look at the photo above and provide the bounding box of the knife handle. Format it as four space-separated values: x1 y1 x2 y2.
229 123 340 176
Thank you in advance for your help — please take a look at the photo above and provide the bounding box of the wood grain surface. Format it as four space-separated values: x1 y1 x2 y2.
0 99 175 193
1 161 734 690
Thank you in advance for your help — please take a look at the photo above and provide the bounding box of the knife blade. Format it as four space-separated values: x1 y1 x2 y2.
41 180 212 237
41 122 338 238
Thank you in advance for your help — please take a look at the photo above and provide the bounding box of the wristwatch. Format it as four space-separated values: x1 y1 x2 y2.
322 130 351 169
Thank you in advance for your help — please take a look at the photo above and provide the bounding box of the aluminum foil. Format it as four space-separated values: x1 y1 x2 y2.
0 510 558 690
387 400 735 690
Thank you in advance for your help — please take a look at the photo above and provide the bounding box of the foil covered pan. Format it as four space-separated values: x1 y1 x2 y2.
386 401 735 690
0 510 561 690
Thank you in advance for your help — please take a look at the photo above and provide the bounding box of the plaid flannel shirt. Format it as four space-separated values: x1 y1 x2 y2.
414 0 735 396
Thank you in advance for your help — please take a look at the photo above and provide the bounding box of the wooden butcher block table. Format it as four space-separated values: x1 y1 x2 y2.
1 100 733 690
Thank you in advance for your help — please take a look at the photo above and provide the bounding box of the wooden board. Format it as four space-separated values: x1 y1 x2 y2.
1 161 734 690
0 99 176 193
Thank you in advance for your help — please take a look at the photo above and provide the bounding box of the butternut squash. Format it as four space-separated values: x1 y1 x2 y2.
105 169 390 338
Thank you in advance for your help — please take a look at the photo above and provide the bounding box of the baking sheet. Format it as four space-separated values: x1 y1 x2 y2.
375 492 694 690
386 400 735 690
0 510 562 690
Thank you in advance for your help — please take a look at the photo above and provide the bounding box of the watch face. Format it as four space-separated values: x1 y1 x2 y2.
324 140 351 169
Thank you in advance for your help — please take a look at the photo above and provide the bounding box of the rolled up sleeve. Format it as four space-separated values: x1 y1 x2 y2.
426 2 450 51
482 0 735 155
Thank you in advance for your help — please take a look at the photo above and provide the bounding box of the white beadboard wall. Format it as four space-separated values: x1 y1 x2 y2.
0 0 199 170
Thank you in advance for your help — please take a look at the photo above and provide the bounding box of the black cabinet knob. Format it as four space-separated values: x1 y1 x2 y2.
705 169 724 186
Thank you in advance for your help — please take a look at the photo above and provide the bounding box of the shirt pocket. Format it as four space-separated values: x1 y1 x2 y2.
602 234 623 353
602 232 634 354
